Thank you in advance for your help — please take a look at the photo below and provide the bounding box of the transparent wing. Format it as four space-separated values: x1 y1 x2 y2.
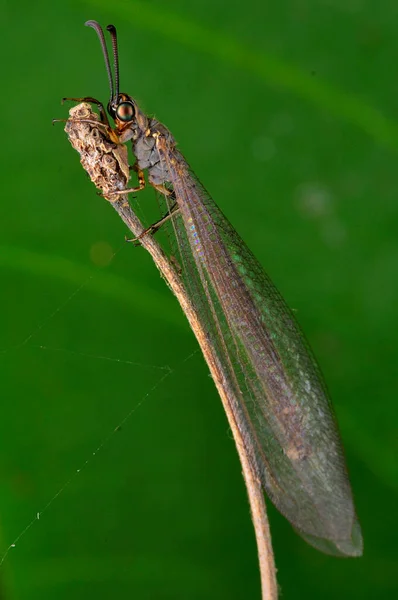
153 135 362 557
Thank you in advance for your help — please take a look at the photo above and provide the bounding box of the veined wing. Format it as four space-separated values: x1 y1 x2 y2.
153 134 362 557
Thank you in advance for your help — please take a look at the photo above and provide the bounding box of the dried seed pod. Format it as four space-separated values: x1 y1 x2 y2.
65 103 130 202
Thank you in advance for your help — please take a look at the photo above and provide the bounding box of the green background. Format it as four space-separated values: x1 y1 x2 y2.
1 0 397 598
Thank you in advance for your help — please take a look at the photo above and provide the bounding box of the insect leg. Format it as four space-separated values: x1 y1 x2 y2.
111 163 146 194
62 96 110 126
126 199 180 244
60 96 122 143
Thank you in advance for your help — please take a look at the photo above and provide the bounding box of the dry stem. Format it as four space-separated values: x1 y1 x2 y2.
65 103 278 599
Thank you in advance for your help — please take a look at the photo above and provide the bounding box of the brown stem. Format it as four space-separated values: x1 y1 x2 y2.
64 103 278 599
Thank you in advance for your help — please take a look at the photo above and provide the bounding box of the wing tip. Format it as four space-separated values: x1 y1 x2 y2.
297 518 363 557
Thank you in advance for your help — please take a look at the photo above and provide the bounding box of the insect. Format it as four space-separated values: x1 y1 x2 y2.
64 20 362 557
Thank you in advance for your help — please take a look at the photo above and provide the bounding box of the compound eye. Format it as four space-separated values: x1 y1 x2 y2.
116 102 135 122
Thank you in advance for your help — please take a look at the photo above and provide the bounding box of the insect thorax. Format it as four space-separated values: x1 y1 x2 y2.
133 120 174 187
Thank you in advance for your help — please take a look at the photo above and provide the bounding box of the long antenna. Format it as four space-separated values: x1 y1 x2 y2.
106 25 120 103
85 20 114 102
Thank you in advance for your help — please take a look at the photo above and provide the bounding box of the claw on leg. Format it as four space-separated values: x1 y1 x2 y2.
111 163 146 196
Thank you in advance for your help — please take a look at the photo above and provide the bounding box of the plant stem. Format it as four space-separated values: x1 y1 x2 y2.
65 103 278 599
